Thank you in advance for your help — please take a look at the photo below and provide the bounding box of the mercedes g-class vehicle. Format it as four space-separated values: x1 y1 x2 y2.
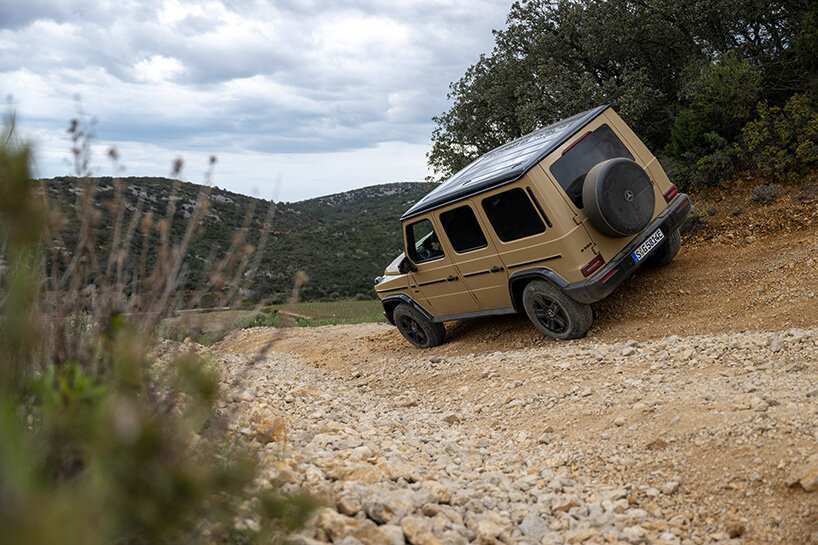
375 105 691 348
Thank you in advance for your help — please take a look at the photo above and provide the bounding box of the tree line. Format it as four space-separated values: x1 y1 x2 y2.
429 0 818 188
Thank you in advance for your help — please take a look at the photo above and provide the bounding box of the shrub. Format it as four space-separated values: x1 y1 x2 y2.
664 55 762 189
739 94 818 182
0 117 314 545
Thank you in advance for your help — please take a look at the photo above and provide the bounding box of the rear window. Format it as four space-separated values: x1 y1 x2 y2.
550 124 633 208
481 188 545 242
439 205 487 253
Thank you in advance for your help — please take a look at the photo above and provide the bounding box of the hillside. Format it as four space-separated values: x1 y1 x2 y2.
41 177 435 302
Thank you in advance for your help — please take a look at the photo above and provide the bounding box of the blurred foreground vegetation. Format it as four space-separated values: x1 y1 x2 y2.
0 120 314 545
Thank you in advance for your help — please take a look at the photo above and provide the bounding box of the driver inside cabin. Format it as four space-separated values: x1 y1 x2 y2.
421 232 443 259
416 230 444 261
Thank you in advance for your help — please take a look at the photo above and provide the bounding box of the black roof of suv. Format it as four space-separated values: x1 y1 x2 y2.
402 105 609 220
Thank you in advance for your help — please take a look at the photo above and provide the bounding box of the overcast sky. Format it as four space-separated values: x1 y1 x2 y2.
1 0 512 202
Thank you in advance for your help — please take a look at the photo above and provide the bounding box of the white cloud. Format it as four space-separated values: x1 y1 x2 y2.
133 55 185 82
1 0 513 200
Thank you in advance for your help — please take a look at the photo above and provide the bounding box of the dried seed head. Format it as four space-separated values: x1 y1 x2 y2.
172 157 183 176
108 147 119 160
293 270 309 287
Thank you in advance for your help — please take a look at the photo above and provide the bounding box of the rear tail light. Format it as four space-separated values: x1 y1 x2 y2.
663 185 678 203
581 254 605 277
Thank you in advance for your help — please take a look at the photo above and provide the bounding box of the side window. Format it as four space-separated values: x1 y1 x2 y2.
406 218 444 263
481 188 546 242
550 124 634 208
439 205 488 253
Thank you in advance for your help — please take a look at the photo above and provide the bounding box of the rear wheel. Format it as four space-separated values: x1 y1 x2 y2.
647 229 681 267
393 303 446 349
522 281 592 340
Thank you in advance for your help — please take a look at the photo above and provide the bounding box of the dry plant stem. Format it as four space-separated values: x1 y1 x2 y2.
103 179 126 283
184 192 281 341
117 192 145 295
138 211 153 302
253 271 309 357
147 185 211 328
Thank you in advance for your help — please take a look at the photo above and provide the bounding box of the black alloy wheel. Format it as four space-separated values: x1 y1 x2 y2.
392 303 446 348
521 280 593 340
398 314 428 346
530 293 570 335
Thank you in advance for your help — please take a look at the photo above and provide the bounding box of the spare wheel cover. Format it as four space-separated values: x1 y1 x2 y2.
582 158 655 237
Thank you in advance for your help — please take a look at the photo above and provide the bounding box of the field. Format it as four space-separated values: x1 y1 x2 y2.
269 299 386 326
163 299 386 343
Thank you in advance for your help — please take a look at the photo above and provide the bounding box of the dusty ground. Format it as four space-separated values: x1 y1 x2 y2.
216 179 818 544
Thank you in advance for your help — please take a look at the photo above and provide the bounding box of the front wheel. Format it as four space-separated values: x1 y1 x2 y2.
393 304 446 349
522 281 592 340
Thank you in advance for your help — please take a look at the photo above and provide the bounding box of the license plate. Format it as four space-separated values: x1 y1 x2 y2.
632 229 665 263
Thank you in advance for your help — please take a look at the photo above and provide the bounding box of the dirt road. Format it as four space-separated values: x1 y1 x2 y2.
216 183 818 544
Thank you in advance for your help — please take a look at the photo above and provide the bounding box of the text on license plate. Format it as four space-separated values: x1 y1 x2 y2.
632 229 665 263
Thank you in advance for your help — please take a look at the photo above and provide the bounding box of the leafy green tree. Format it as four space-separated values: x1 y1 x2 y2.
739 94 818 181
428 0 813 182
668 55 763 157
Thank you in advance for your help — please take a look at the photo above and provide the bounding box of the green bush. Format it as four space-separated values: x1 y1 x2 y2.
0 119 314 545
240 310 282 329
663 55 763 189
739 94 818 182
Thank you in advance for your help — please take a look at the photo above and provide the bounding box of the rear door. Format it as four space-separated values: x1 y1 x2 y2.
404 217 480 317
479 184 590 281
437 203 511 310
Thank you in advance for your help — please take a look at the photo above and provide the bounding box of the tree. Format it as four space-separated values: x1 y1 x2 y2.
428 0 813 180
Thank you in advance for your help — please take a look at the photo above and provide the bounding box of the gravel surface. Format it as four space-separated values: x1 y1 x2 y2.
209 325 818 545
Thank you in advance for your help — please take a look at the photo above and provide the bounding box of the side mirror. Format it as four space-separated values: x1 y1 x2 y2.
399 256 418 274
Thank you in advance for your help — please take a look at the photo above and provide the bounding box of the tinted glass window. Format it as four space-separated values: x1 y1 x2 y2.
406 219 444 263
481 188 546 242
440 206 488 253
550 124 634 208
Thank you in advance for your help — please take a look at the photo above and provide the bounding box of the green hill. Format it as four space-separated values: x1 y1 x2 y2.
41 177 435 302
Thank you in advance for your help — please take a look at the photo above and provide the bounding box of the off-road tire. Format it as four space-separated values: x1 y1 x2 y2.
647 229 681 267
393 303 446 349
583 158 655 238
522 281 593 340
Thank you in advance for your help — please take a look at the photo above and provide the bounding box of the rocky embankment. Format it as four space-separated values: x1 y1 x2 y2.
204 326 818 545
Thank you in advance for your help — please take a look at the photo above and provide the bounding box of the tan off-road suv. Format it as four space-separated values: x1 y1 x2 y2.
375 105 691 348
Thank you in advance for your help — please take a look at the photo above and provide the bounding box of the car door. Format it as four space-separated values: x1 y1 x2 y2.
404 216 480 317
437 203 511 311
478 184 576 279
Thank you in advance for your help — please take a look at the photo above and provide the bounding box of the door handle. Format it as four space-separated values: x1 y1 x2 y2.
490 266 504 273
446 275 459 282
